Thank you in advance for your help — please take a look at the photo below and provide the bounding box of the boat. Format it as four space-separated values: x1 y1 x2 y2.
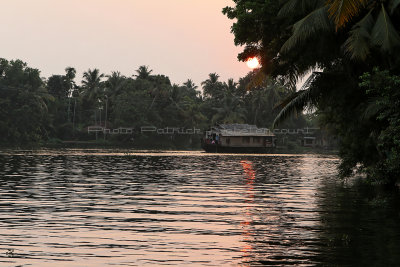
201 124 275 153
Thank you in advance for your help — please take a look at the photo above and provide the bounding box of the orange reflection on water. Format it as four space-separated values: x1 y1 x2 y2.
241 160 255 201
239 160 256 263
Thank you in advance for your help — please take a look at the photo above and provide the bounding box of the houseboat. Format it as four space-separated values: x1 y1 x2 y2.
201 124 275 153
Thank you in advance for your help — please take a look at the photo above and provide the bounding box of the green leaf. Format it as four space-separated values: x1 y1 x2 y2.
280 6 332 53
390 0 400 14
278 0 320 18
344 11 374 60
371 4 400 53
327 0 368 30
273 73 320 127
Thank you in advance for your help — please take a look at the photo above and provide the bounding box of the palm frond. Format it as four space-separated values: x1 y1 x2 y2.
327 0 368 30
273 73 320 127
278 0 299 17
343 11 374 60
361 97 385 120
390 0 400 14
280 6 332 53
272 90 309 127
278 0 322 18
371 4 400 52
296 71 320 94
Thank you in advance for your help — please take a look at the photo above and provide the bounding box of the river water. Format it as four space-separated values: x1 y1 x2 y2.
0 150 399 266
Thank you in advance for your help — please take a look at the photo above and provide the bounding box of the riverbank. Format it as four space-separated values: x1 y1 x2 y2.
0 144 338 156
1 138 338 155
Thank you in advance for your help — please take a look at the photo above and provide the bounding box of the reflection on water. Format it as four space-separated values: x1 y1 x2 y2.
240 160 255 264
0 150 399 266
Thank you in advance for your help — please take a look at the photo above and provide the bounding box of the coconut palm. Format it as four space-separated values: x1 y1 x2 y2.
272 72 323 127
82 68 104 105
212 92 246 124
64 67 76 122
223 78 238 95
81 68 105 125
343 1 400 60
272 0 400 129
65 67 76 91
103 71 127 124
201 73 223 99
249 78 288 126
327 0 369 30
183 79 200 99
147 75 170 110
134 65 152 79
105 71 126 97
280 0 400 60
183 79 197 90
279 0 332 54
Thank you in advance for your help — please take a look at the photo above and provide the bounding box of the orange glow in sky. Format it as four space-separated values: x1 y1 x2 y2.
246 57 260 69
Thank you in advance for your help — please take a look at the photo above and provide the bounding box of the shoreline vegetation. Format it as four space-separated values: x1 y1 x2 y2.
222 0 400 188
0 57 319 151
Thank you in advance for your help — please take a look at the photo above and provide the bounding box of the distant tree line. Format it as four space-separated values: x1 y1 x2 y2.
0 58 309 148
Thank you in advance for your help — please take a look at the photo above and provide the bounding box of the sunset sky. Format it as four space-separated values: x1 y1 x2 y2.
0 0 250 86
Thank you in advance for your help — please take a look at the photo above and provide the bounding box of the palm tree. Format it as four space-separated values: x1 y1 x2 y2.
105 71 126 97
183 79 197 90
64 67 76 122
223 78 238 95
134 65 152 79
81 68 105 125
212 92 246 124
168 84 185 111
103 71 127 125
183 79 200 99
65 67 76 91
82 68 104 104
249 78 288 126
279 0 333 54
342 1 400 60
148 75 170 110
272 0 400 128
201 73 223 99
326 0 369 30
184 101 206 126
279 0 400 60
272 72 322 127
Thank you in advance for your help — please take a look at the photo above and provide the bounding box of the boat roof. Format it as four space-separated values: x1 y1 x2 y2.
209 124 274 137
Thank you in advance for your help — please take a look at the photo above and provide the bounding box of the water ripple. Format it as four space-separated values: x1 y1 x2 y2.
0 150 397 266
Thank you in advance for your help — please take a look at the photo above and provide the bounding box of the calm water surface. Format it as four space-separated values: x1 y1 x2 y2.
0 150 399 266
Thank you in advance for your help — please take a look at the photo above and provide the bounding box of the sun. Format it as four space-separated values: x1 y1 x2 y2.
246 57 260 69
